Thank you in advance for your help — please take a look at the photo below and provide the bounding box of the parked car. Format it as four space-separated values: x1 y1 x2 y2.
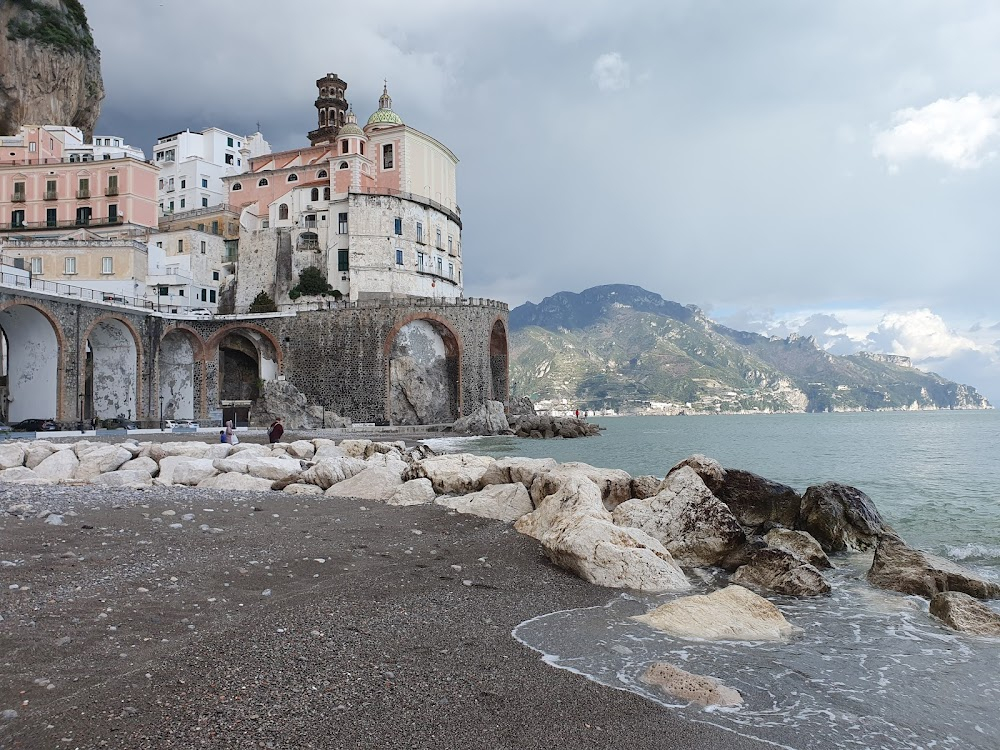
189 308 213 318
102 418 138 430
164 419 180 429
12 419 58 432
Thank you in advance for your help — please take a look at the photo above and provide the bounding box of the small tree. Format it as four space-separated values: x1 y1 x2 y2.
249 290 278 313
293 266 333 296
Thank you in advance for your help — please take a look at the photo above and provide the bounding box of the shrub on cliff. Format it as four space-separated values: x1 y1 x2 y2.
7 0 95 52
289 266 333 299
249 291 278 314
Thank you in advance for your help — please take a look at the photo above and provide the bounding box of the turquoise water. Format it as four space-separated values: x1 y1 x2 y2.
427 411 1000 749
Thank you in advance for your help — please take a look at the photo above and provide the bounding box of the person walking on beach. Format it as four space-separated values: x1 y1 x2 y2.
224 419 239 445
267 417 284 444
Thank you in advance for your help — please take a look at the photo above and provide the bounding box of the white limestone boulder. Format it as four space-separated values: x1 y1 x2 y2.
338 439 372 458
640 663 743 708
386 478 436 506
435 483 533 522
560 462 633 509
171 459 220 487
365 451 405 467
283 483 324 496
299 457 369 489
242 457 303 481
312 440 347 461
74 445 132 482
24 443 57 469
285 440 316 459
197 472 275 491
632 585 799 641
150 442 213 462
612 466 746 568
540 513 690 592
33 449 80 481
479 456 558 490
0 466 43 483
120 456 158 476
228 443 270 458
92 469 154 487
325 465 404 501
514 473 609 541
764 528 832 569
0 444 26 471
405 453 496 495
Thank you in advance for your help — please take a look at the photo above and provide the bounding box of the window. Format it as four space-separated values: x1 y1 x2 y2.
437 257 443 274
396 248 404 265
232 182 242 191
341 140 348 154
448 262 454 279
167 177 174 191
258 178 268 187
45 179 57 198
107 174 118 195
317 169 328 178
101 256 113 274
210 290 217 303
394 217 402 235
201 289 208 302
64 257 77 274
29 141 36 153
159 178 164 189
225 154 234 165
158 286 168 296
46 208 56 227
12 181 25 201
180 179 186 189
180 198 186 208
227 136 234 147
77 177 89 198
417 251 426 269
310 187 319 201
416 221 423 243
211 220 219 234
323 187 330 200
10 209 24 228
436 228 442 248
382 143 393 169
338 212 348 234
197 223 205 231
108 204 118 221
178 239 184 253
30 257 42 274
339 161 348 169
179 289 185 296
168 201 174 211
201 178 208 188
202 197 208 207
212 270 220 281
75 206 91 225
448 235 453 253
360 142 365 156
200 241 206 254
287 173 298 182
279 203 289 220
156 242 162 248
337 249 349 272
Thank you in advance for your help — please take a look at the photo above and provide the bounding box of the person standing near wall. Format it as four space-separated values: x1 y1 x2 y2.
267 417 284 444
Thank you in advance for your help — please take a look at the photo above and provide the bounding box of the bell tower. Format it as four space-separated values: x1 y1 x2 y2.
308 73 349 146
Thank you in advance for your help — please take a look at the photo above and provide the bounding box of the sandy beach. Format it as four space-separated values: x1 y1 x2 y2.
0 477 781 750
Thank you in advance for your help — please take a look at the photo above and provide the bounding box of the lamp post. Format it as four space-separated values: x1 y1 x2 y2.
78 393 84 433
159 395 164 431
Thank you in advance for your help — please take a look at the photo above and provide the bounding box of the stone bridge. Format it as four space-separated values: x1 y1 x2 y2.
0 288 509 426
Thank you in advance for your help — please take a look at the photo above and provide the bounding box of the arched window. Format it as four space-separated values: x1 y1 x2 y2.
287 173 298 182
278 204 289 220
317 169 328 179
359 142 365 156
258 178 269 187
310 187 319 201
341 140 348 154
323 187 330 200
321 87 327 96
339 162 349 170
231 182 242 191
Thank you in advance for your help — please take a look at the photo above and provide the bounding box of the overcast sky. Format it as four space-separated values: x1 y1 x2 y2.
87 0 1000 400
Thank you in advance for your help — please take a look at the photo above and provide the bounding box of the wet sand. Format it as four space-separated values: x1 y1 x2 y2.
0 483 775 750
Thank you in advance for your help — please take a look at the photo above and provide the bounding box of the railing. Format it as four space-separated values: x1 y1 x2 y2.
12 193 25 202
3 237 147 251
0 155 140 166
302 219 318 228
77 189 90 199
0 271 154 309
0 215 124 231
44 191 58 200
160 203 236 222
105 187 119 196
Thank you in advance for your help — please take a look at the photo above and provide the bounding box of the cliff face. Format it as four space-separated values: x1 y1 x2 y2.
0 0 104 137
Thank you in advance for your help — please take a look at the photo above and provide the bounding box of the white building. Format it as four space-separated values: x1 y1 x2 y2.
147 228 230 313
154 128 271 217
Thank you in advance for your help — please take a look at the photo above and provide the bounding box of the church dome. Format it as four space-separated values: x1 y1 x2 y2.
366 83 403 128
339 106 366 137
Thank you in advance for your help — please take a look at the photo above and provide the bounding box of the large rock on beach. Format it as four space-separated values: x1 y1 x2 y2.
612 467 745 568
929 591 1000 635
508 414 600 439
731 547 831 597
285 440 316 459
664 454 726 494
0 466 47 484
630 475 661 500
282 483 324 496
0 444 25 470
560 462 632 509
120 456 158 476
198 473 275 492
171 459 219 487
764 528 832 569
867 535 1000 600
386 478 436 506
479 456 558 490
312 439 346 462
435 483 532 522
514 473 610 540
92 469 153 487
24 443 56 469
713 468 801 529
74 444 132 481
541 513 690 592
640 663 743 707
326 465 404 501
298 457 369 489
405 453 495 495
338 439 372 458
633 585 799 641
242 457 303 482
33 449 80 481
798 482 888 552
452 400 511 435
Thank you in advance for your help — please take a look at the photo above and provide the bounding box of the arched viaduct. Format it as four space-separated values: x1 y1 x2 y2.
0 289 508 426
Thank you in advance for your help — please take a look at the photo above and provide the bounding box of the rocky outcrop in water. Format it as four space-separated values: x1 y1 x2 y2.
929 591 1000 635
508 414 600 439
640 662 743 707
798 482 889 552
452 400 511 435
0 0 104 136
867 535 1000 600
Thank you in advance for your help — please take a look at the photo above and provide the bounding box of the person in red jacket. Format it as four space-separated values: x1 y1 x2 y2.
267 417 284 444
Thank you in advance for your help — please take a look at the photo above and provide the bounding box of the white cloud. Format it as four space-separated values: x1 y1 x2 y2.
866 309 981 361
873 93 1000 170
591 52 630 92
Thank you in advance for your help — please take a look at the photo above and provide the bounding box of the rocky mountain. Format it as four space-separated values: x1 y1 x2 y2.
0 0 104 137
509 285 991 414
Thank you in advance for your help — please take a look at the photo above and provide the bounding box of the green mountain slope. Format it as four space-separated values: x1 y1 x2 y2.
509 285 991 414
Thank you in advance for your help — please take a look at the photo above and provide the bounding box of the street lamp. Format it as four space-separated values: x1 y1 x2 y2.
78 393 84 433
159 395 164 431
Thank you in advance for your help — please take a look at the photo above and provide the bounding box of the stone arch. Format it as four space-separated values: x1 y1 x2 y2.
385 314 462 425
83 315 143 421
0 302 64 423
208 325 282 405
159 327 205 420
489 317 509 402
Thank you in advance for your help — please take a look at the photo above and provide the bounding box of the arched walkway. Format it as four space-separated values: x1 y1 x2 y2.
489 318 509 402
387 318 461 425
86 317 140 420
0 304 61 423
160 329 203 420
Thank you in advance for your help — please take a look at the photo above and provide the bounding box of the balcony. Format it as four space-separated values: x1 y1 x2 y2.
44 191 58 200
77 189 90 199
0 215 124 232
12 192 25 203
105 187 119 196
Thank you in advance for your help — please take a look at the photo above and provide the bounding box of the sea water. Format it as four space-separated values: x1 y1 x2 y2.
427 411 1000 749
